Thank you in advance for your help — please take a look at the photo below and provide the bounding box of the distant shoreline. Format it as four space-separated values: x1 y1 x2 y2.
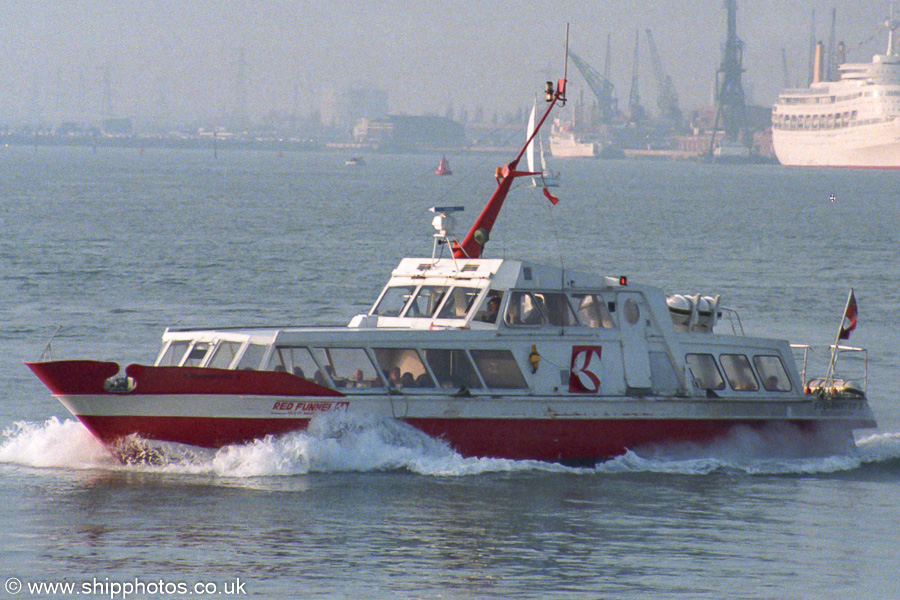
0 134 515 155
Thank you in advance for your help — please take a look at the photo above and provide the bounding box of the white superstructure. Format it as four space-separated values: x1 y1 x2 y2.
548 117 614 158
772 16 900 168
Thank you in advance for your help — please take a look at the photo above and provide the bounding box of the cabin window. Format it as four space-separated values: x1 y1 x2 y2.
685 353 725 390
505 291 545 325
474 292 504 324
267 346 321 380
649 351 680 395
158 341 190 366
405 285 448 318
720 354 759 391
423 348 483 389
311 347 382 389
372 285 417 317
572 293 616 328
182 342 211 367
237 343 267 370
537 293 578 326
436 286 481 319
207 341 242 369
373 348 436 389
753 355 792 391
470 349 529 389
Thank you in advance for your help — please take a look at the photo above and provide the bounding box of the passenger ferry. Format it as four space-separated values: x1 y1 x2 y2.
28 76 877 463
771 13 900 168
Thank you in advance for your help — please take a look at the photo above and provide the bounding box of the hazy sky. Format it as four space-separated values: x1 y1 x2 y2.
0 0 895 126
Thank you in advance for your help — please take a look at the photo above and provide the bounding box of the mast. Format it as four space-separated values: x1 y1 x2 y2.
526 101 537 175
452 27 568 259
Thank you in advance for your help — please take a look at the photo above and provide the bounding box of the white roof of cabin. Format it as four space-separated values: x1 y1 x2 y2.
387 257 622 291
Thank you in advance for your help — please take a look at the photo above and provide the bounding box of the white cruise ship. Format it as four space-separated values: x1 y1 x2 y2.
548 117 615 158
772 16 900 168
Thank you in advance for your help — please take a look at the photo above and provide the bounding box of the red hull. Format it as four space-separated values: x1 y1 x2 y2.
26 360 341 397
27 361 871 461
73 413 832 462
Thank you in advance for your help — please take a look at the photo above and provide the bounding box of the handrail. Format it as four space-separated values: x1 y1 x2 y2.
790 343 868 395
718 307 744 336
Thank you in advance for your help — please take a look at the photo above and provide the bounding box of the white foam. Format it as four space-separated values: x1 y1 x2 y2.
854 431 900 464
0 417 118 469
593 424 873 475
593 447 864 476
162 412 562 478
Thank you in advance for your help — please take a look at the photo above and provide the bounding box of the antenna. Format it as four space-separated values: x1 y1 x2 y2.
562 22 569 102
39 325 62 362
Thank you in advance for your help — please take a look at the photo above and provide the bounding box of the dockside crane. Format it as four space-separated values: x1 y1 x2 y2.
781 47 791 88
645 29 682 128
627 30 645 124
567 50 618 123
708 0 747 155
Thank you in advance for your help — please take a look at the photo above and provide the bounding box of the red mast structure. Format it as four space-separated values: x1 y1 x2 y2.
453 72 568 258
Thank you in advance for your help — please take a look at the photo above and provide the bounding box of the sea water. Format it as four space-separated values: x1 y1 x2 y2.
2 145 900 599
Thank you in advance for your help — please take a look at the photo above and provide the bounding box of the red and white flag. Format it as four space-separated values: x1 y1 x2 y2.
839 289 857 340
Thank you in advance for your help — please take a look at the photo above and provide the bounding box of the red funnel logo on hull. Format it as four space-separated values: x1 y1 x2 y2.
569 346 602 393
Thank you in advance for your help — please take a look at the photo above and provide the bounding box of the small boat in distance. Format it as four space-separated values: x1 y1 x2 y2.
26 48 877 464
435 155 452 176
345 156 365 166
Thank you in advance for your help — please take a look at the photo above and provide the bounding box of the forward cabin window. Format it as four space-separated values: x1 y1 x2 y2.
686 353 725 390
436 287 481 319
720 354 759 391
373 348 436 389
372 285 417 317
423 349 483 390
158 341 190 366
405 286 448 318
470 349 529 389
182 342 210 367
237 343 267 370
208 341 242 369
754 355 792 391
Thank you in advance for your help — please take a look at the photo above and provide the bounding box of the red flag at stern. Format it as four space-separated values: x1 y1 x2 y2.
839 290 857 340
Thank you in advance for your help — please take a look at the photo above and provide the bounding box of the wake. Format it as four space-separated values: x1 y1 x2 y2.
2 414 899 478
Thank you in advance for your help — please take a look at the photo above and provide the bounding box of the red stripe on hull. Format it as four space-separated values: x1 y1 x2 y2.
73 414 851 462
26 361 341 397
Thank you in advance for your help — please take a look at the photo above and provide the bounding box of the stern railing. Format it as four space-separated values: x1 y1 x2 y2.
791 343 868 397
